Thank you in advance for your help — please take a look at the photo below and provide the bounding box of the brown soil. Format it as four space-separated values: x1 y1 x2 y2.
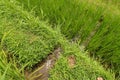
67 55 76 68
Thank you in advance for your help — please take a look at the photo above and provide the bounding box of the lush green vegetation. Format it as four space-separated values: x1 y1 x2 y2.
17 0 120 78
0 0 59 68
102 0 120 9
0 0 119 80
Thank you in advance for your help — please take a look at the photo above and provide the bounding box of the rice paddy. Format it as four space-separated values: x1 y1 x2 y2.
0 0 120 80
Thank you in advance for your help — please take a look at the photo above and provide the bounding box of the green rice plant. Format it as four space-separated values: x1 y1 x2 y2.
17 0 105 40
0 49 25 80
87 12 120 77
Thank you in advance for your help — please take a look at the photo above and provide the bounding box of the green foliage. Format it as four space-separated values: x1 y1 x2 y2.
0 50 25 80
87 12 120 76
17 0 120 78
50 39 115 80
102 0 120 9
0 0 116 80
0 0 58 68
17 0 105 40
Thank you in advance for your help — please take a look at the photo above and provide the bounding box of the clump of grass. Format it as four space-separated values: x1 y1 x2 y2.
49 37 115 80
0 0 59 68
0 50 25 80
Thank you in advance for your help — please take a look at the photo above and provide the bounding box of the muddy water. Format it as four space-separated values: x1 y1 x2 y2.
25 47 62 80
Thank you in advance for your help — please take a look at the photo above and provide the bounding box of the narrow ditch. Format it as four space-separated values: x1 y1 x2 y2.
81 15 104 48
25 47 62 80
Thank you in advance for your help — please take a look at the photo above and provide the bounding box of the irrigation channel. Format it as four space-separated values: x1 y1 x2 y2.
25 47 62 80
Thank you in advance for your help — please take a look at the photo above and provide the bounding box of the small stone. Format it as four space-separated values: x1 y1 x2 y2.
97 77 103 80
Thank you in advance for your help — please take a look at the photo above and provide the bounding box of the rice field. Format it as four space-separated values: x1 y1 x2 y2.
0 0 120 80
